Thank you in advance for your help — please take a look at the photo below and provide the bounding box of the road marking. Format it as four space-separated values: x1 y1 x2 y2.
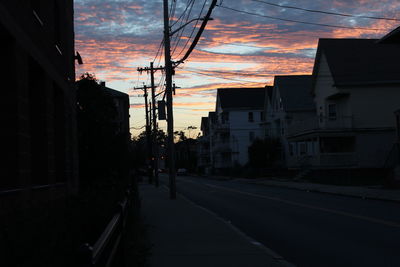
179 179 400 228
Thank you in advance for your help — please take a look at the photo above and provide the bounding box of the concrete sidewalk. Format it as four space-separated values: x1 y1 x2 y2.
139 184 293 267
234 178 400 202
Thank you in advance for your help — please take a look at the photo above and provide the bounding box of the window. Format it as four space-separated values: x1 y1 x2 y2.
248 112 254 122
289 143 294 156
249 131 255 142
328 103 337 120
299 143 307 155
279 97 283 110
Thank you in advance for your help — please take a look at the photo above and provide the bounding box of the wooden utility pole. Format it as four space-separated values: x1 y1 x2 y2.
150 62 159 187
137 64 164 187
163 0 176 199
134 85 152 184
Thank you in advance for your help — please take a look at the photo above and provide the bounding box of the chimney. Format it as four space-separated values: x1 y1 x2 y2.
100 81 106 87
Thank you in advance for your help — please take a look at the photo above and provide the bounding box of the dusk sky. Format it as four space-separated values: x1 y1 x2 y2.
74 0 400 137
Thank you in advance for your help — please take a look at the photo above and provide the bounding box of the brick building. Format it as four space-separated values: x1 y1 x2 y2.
0 1 79 265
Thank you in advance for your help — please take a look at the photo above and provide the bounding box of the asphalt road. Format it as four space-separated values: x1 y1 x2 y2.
159 174 400 267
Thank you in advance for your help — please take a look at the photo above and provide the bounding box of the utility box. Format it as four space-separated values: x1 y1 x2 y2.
158 100 166 120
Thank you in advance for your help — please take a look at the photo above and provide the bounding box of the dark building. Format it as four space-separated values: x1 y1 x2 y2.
100 81 131 142
0 1 78 265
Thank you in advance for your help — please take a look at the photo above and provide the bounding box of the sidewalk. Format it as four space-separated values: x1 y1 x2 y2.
234 178 400 203
139 184 293 267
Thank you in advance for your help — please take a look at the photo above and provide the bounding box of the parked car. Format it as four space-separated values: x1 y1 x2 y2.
177 168 187 176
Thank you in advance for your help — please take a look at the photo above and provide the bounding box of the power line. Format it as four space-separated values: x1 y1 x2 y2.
216 4 386 31
175 0 207 58
184 68 264 83
185 67 272 78
171 0 196 27
171 0 196 56
251 0 400 22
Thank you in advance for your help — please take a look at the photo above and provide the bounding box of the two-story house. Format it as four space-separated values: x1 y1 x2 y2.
265 75 315 168
286 38 400 170
213 87 266 173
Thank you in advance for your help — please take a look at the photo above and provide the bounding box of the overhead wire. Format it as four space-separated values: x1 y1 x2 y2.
175 0 208 58
184 68 263 83
216 4 387 31
171 0 196 56
171 0 196 27
250 0 400 22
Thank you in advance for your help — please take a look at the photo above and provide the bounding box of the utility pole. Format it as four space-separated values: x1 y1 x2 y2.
150 62 159 187
163 0 176 199
137 64 164 187
134 85 152 184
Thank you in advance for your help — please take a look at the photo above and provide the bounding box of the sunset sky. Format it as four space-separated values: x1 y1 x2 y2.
74 0 400 137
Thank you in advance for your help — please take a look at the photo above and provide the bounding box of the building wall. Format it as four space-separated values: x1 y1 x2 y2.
229 109 264 165
293 52 398 169
356 131 396 168
0 1 78 264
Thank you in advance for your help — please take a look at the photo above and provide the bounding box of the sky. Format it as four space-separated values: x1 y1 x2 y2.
74 0 400 138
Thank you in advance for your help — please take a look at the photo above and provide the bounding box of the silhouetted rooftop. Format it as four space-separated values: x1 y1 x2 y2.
274 75 314 112
217 87 265 110
379 25 400 44
314 38 400 87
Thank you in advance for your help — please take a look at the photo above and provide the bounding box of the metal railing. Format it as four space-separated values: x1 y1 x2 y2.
78 188 133 267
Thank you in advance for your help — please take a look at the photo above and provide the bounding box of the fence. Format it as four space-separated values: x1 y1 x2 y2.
78 187 134 267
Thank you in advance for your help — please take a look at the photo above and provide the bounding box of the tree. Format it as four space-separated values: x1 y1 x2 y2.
174 130 187 142
248 137 280 168
132 129 167 168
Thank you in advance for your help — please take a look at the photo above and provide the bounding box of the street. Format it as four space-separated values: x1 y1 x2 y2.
159 174 400 267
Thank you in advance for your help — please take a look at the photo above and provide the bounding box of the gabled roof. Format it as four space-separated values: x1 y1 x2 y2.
313 38 400 87
274 75 314 112
217 87 265 110
102 85 130 99
379 25 400 44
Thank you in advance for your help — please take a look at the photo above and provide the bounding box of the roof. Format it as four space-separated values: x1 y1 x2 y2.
379 25 400 44
200 117 209 131
274 75 314 112
102 86 130 99
313 38 400 87
217 87 266 110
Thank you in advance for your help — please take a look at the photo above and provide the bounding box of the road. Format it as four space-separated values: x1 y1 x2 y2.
159 174 400 267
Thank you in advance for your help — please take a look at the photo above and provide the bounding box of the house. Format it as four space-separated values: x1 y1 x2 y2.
213 87 266 173
286 38 400 170
264 75 315 168
0 0 78 265
198 112 217 174
100 81 130 142
198 117 211 173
